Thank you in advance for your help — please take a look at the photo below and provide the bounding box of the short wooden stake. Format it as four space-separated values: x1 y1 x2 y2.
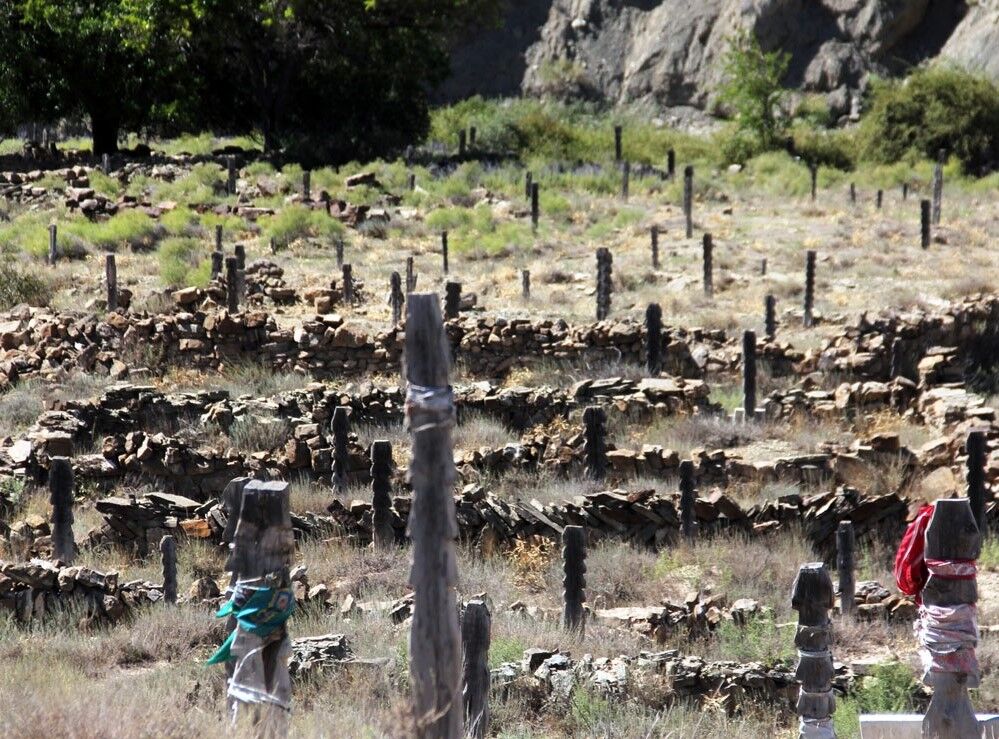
227 156 237 196
791 563 836 738
666 149 676 180
809 163 818 202
335 238 344 269
530 183 539 231
215 224 223 252
702 233 713 297
683 165 694 238
462 600 491 738
932 150 944 225
621 161 630 200
921 199 931 249
890 337 904 380
582 405 607 481
408 173 416 191
390 272 404 325
836 521 855 616
967 430 987 538
370 440 395 549
48 224 57 265
679 460 696 542
49 457 74 563
458 130 466 157
468 127 476 149
404 293 463 738
302 170 311 200
765 294 777 340
562 526 586 631
761 258 767 275
225 256 239 313
234 243 245 271
646 303 662 376
524 171 533 201
804 250 816 328
105 254 118 312
342 264 354 304
650 226 660 269
441 231 449 275
331 406 350 493
876 189 883 209
444 281 461 320
902 182 909 201
595 248 612 320
521 269 530 301
742 330 757 420
211 251 224 281
160 534 177 604
849 182 856 205
406 257 417 294
614 125 623 162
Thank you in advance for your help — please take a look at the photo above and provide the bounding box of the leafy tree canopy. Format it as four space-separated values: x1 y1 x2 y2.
718 30 790 152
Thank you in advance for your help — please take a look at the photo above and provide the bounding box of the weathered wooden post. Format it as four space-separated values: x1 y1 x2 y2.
876 189 883 210
370 440 395 549
335 238 344 269
646 303 662 376
224 479 295 734
444 281 462 320
650 226 660 269
302 170 311 201
48 224 57 265
225 256 240 313
702 233 713 297
390 272 404 325
743 330 757 420
531 182 540 232
791 562 836 739
468 126 476 149
49 457 74 563
595 248 612 320
621 161 630 200
921 200 931 249
215 224 223 252
211 251 224 281
582 406 607 481
679 460 696 542
667 149 676 180
105 254 118 312
890 337 904 380
521 269 530 301
342 264 354 304
614 125 623 162
932 149 944 225
849 182 856 205
331 406 350 493
562 525 586 632
683 165 694 238
160 534 177 605
404 293 463 738
408 172 416 192
920 498 981 739
765 294 777 340
902 182 909 201
804 250 816 328
269 238 277 255
441 231 449 275
406 257 417 294
967 430 987 538
836 521 855 616
809 162 818 202
761 258 767 275
458 130 467 158
524 171 533 201
102 153 110 173
462 599 491 738
234 243 246 271
227 156 237 196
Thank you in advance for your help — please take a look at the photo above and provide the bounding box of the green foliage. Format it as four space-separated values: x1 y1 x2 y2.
858 66 999 174
0 261 50 309
262 205 344 248
488 636 525 669
718 30 791 152
836 663 920 737
714 614 794 664
791 123 856 170
70 210 161 252
158 237 210 288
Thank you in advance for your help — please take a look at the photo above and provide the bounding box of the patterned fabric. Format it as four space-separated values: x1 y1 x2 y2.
916 602 979 686
207 584 295 665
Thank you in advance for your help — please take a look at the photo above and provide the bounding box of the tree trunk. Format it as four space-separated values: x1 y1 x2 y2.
91 113 120 156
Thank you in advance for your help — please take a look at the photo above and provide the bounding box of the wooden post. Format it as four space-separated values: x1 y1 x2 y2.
804 250 816 328
105 254 118 312
49 457 74 564
330 406 350 493
595 248 612 320
468 127 476 149
666 149 675 180
227 156 237 196
160 534 177 605
406 257 417 294
335 238 344 269
390 272 404 325
921 199 931 249
234 244 246 271
102 153 110 173
342 264 354 304
225 257 239 313
683 165 694 238
791 563 836 739
461 600 491 738
849 182 856 205
408 173 416 192
702 233 713 297
646 303 662 376
48 224 57 265
614 125 622 162
582 406 607 481
441 231 449 275
876 189 883 210
226 480 295 733
211 251 224 281
765 295 777 340
890 337 903 380
215 224 223 252
809 163 818 202
650 226 660 269
458 130 466 157
269 238 276 255
967 431 987 538
371 440 395 549
761 258 767 275
621 161 630 200
562 525 586 631
921 498 980 739
932 149 944 225
530 183 539 232
521 269 530 301
836 521 855 616
679 460 696 542
302 170 311 201
902 182 909 201
743 330 757 420
524 171 532 201
444 281 461 320
404 293 463 739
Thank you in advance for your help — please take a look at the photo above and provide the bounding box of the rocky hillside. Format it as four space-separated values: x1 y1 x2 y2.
442 0 999 119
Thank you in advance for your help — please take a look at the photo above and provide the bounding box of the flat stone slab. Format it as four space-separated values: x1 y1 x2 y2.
860 714 999 738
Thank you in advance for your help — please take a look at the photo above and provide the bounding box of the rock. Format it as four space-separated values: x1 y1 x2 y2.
939 3 999 83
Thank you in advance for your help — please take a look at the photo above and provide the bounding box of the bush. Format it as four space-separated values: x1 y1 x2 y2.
0 262 51 309
858 66 999 174
718 30 790 151
158 237 211 288
262 205 344 247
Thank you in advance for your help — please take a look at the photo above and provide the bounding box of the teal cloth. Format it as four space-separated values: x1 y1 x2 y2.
206 586 295 665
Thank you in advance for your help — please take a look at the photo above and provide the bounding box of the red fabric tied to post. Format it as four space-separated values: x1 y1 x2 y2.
894 503 935 604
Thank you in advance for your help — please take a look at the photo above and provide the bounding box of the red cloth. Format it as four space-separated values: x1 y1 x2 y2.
894 503 935 604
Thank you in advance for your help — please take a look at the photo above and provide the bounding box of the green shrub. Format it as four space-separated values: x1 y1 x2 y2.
718 30 791 151
158 237 211 288
262 205 344 247
425 206 474 231
858 66 999 174
792 123 856 170
0 261 51 309
835 663 921 737
69 210 161 252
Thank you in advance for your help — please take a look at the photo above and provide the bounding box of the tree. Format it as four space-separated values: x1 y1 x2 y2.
1 0 202 154
718 30 790 151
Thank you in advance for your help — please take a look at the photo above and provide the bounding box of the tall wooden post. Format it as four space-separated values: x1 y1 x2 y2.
666 149 676 180
302 170 311 201
890 337 904 380
921 200 931 249
234 243 246 271
390 272 404 325
683 165 694 238
967 431 987 538
211 251 224 281
48 224 57 265
335 238 344 269
921 498 980 739
406 257 417 294
650 226 660 269
105 254 118 312
621 161 630 201
613 125 623 162
458 130 467 157
441 231 449 275
371 440 395 549
531 183 539 232
227 156 237 196
49 457 74 563
876 189 883 210
215 224 223 252
679 460 696 542
702 234 713 297
902 182 909 201
849 182 856 205
595 248 612 320
444 282 462 320
804 250 816 328
404 293 463 738
521 269 530 301
765 294 777 340
524 171 532 201
462 600 491 738
226 257 239 313
743 330 757 420
408 173 416 192
331 406 350 493
582 406 607 481
932 150 944 225
161 534 177 605
837 521 855 616
809 163 818 202
226 480 295 734
562 525 586 632
761 258 767 275
342 264 354 304
791 563 836 739
646 303 662 376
